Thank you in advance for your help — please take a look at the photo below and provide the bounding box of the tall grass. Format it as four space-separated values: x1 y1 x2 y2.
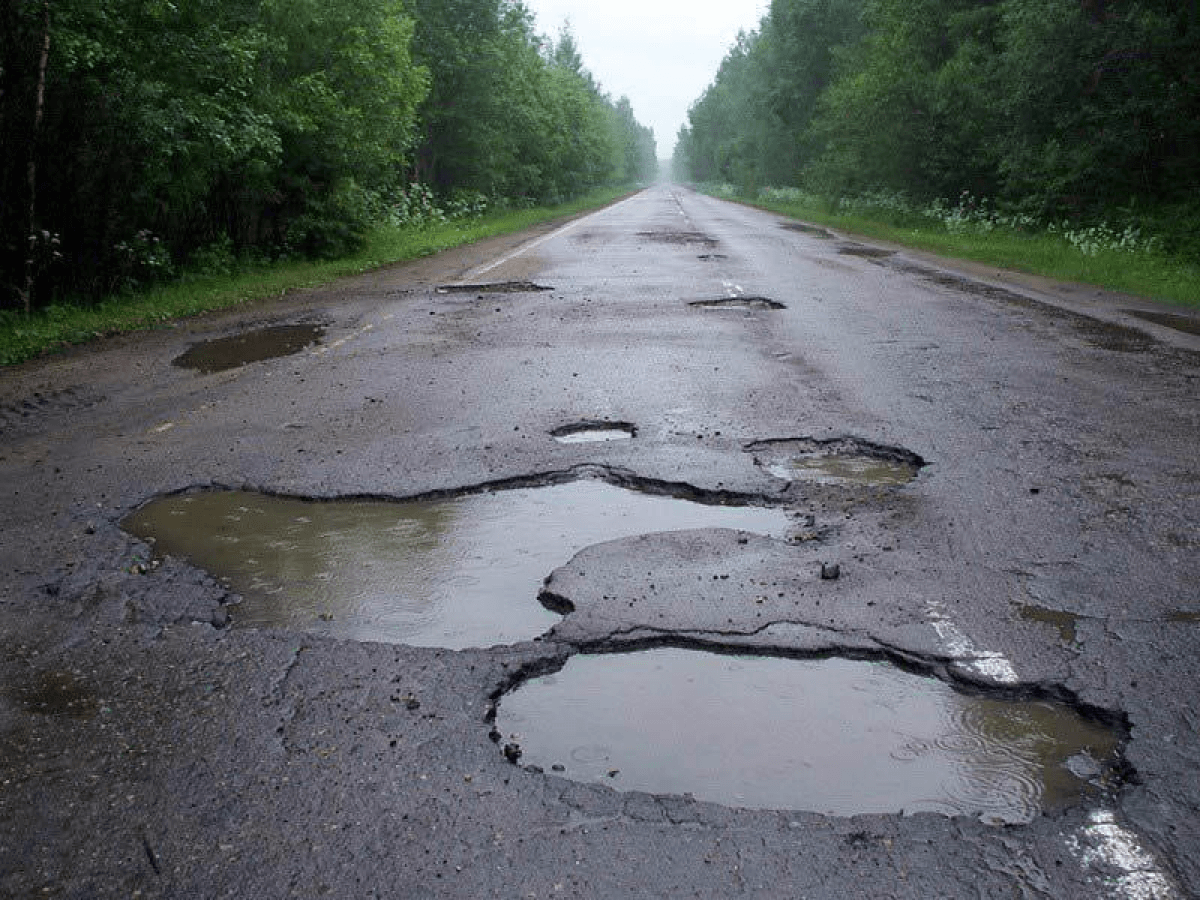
0 187 634 367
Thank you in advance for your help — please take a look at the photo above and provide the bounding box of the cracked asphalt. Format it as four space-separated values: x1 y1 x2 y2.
1 185 1198 898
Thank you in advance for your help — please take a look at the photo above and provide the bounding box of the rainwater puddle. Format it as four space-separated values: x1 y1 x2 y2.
551 422 636 444
19 671 98 719
122 480 791 649
1019 605 1080 644
747 438 923 487
690 297 786 311
497 649 1123 823
436 282 552 294
1168 611 1200 623
173 323 325 373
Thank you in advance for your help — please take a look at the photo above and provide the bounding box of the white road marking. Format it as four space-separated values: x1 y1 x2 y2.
925 598 1019 683
1067 809 1178 899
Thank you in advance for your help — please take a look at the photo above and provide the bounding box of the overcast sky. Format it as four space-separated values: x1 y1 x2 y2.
521 0 769 159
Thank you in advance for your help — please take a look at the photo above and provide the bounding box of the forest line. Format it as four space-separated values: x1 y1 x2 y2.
0 0 657 313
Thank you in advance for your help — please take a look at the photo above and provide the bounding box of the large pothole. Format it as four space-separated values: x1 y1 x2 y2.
690 297 786 311
494 647 1126 823
121 476 793 649
746 437 925 486
173 323 326 373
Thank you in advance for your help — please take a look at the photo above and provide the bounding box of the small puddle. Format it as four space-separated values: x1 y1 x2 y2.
18 671 98 719
747 438 923 486
1019 605 1080 645
551 422 636 444
496 649 1124 823
1123 309 1200 337
435 282 552 294
1168 611 1200 623
173 323 325 373
690 297 786 311
122 479 791 649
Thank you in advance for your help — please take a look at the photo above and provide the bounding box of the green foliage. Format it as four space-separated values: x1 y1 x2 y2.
677 0 1200 258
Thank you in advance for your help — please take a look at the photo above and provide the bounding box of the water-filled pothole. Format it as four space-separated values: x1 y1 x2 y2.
690 297 786 311
746 437 924 486
173 323 325 373
496 648 1124 823
781 223 833 238
1019 604 1080 645
551 421 637 443
1124 309 1200 336
435 282 552 294
122 478 792 649
639 231 718 247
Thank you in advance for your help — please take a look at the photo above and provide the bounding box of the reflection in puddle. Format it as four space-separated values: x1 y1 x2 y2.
498 649 1122 823
173 324 325 373
551 422 636 444
122 480 791 649
1019 605 1080 644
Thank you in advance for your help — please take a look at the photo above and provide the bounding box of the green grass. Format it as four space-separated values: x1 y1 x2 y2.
720 192 1200 310
0 186 635 367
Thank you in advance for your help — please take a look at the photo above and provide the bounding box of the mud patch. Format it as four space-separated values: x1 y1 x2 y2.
551 421 637 444
638 231 718 248
1018 604 1080 645
173 323 325 373
121 476 792 650
690 297 786 311
496 648 1124 823
18 671 98 719
837 245 895 259
746 437 924 486
1124 309 1200 337
435 282 553 294
781 223 833 239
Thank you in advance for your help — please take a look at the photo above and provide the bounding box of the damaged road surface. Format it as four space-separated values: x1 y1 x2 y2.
2 186 1198 899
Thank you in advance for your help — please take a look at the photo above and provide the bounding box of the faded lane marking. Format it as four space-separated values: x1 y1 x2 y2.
925 598 1019 683
1067 809 1178 899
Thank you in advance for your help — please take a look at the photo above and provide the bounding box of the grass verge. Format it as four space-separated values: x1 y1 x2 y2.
716 191 1200 309
0 186 635 367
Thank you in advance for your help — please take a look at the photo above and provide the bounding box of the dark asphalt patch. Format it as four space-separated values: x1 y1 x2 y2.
745 437 925 486
690 297 786 311
494 646 1127 823
121 471 793 650
435 282 553 294
550 421 637 443
173 323 326 373
1124 309 1200 337
837 245 896 259
17 671 99 718
781 223 833 238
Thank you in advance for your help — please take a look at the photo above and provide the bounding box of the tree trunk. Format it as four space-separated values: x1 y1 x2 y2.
20 0 51 315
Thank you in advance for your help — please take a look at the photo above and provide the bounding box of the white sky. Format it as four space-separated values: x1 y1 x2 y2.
521 0 769 158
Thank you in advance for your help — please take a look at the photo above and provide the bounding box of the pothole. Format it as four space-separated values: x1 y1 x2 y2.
121 477 792 649
1018 604 1080 645
1123 309 1200 336
781 223 833 238
551 421 637 444
837 245 895 259
639 231 718 247
696 253 728 261
495 647 1126 823
746 437 924 486
173 323 325 373
435 281 553 294
690 297 786 311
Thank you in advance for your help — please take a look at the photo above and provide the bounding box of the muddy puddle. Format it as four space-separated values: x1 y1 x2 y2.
496 649 1123 823
122 479 791 649
551 422 636 444
690 297 786 311
173 323 325 373
1019 605 1080 644
747 438 923 486
18 671 98 719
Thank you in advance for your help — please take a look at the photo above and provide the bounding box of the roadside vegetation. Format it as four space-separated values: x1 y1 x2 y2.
0 0 657 362
675 0 1200 306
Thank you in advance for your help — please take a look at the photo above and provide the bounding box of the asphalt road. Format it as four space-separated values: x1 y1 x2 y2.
2 185 1198 898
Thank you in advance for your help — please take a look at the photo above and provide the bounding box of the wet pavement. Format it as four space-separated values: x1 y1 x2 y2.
1 185 1198 898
